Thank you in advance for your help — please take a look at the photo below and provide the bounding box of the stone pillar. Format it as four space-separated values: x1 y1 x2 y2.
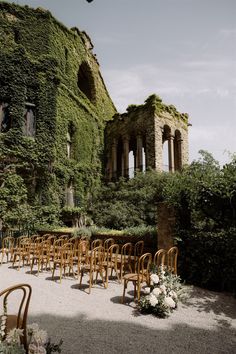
157 202 176 250
168 135 175 172
111 139 117 179
123 137 129 178
153 120 163 171
178 138 183 170
136 135 143 171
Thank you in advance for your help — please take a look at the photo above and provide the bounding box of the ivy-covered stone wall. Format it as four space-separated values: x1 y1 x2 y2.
0 2 116 227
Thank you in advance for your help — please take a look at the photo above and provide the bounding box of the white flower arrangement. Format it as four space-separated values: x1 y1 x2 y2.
0 319 63 354
139 266 186 318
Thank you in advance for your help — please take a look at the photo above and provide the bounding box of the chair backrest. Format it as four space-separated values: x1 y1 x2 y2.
167 246 178 275
121 242 132 258
0 283 32 349
153 249 166 269
137 253 152 282
104 238 115 252
134 240 144 257
78 239 90 264
106 244 119 264
91 239 103 250
2 236 15 250
90 246 105 269
61 242 74 262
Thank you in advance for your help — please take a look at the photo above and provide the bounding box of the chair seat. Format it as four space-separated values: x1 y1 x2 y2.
123 272 149 282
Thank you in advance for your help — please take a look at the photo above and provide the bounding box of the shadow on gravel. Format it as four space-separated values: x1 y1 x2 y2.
29 312 236 354
182 286 236 320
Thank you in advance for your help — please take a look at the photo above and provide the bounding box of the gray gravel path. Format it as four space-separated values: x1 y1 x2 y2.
0 263 236 354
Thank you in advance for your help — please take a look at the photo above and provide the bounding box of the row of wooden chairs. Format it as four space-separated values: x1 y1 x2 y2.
0 235 178 296
122 246 178 303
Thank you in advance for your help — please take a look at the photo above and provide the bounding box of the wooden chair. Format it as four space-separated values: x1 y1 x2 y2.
30 239 51 275
103 238 115 253
117 242 133 280
167 246 178 275
76 239 90 277
103 244 120 287
130 240 144 272
0 236 15 264
12 238 31 270
79 245 106 294
0 283 32 352
52 242 75 282
122 252 152 303
153 249 167 272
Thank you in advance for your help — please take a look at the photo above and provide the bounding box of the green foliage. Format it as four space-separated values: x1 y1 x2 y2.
0 1 116 231
177 228 236 292
91 172 168 229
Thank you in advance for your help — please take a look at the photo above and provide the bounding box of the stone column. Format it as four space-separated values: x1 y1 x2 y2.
111 139 117 179
168 135 175 172
123 137 129 178
136 135 143 171
178 138 183 170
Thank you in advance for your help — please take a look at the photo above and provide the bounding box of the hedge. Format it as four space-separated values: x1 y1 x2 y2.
177 228 236 293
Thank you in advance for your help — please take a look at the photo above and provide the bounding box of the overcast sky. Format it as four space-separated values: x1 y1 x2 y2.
4 0 236 165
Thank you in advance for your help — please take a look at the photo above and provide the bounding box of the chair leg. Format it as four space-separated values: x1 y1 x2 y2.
122 280 127 303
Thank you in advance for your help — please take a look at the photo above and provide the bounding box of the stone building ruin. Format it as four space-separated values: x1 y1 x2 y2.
0 2 189 223
105 95 189 180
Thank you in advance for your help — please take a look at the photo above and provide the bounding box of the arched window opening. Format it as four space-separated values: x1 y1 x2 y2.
0 102 10 132
142 147 146 172
65 180 74 207
23 102 36 137
77 62 96 102
162 125 171 171
128 136 135 178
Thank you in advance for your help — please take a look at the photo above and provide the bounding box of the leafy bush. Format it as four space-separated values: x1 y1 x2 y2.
177 228 236 292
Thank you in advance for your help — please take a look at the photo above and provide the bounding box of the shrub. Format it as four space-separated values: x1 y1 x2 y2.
177 228 236 293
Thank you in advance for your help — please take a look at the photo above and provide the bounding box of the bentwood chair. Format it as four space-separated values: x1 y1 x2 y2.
12 238 31 270
79 245 106 294
103 243 120 287
122 252 152 303
0 283 32 352
153 249 167 272
117 242 133 280
0 237 15 264
52 242 75 282
130 240 144 272
167 246 178 275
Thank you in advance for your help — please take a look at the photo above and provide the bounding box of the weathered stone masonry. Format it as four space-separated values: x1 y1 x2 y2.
105 95 189 180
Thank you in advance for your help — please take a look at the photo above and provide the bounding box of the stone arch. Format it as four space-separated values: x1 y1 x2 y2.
77 61 96 102
162 125 172 171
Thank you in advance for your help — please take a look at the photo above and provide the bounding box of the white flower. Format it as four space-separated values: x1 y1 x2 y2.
169 290 177 299
29 343 46 354
143 287 151 294
28 323 40 333
31 329 48 345
164 296 176 308
6 328 23 344
152 287 162 297
160 284 166 294
149 294 158 307
150 274 159 284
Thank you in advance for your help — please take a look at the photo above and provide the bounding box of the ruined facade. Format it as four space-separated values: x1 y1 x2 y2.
0 2 189 226
105 95 189 180
0 2 115 212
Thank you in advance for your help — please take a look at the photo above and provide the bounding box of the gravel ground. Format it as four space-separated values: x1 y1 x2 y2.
0 262 236 354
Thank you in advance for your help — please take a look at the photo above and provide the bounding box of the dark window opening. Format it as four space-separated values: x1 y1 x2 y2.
0 102 11 132
77 62 96 102
23 102 36 137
